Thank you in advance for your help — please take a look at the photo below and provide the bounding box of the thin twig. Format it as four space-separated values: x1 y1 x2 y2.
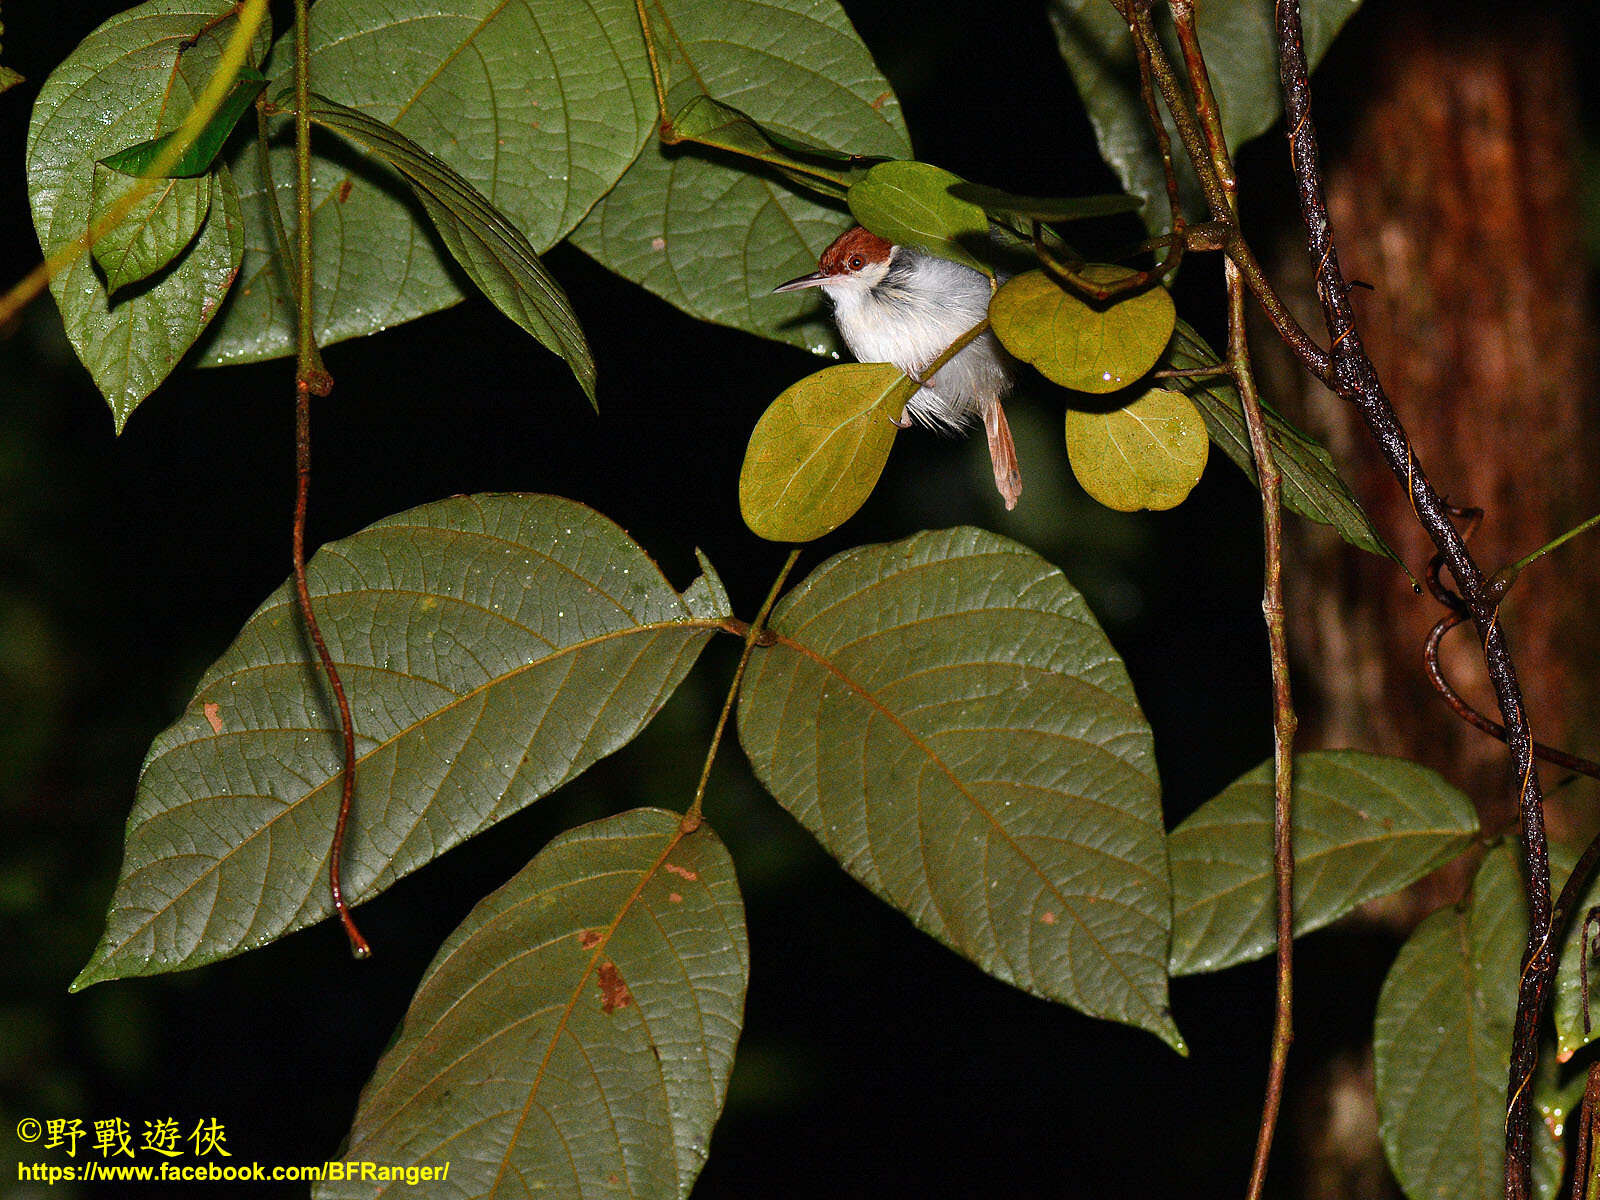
683 550 801 828
1160 4 1298 1195
1424 614 1600 782
288 0 364 958
252 100 298 330
1572 1065 1600 1200
1117 0 1333 386
1153 365 1234 381
1271 3 1557 1195
1028 15 1186 300
1420 510 1600 780
1582 912 1600 1037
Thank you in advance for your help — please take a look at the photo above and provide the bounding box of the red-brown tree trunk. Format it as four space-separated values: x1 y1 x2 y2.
1270 4 1598 855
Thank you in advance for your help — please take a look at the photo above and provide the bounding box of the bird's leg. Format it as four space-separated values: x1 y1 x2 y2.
981 396 1022 511
890 364 935 427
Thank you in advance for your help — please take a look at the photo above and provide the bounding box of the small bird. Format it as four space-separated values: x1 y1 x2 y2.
774 226 1022 509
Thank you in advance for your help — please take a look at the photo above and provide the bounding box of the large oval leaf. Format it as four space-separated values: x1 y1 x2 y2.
26 0 258 428
990 267 1176 394
74 496 732 989
739 363 906 542
568 0 911 357
1374 846 1566 1200
322 808 746 1200
197 0 656 365
1169 750 1479 975
737 527 1182 1048
1064 387 1209 512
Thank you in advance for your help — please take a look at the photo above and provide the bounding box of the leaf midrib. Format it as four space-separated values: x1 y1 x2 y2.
101 617 727 969
769 628 1169 1026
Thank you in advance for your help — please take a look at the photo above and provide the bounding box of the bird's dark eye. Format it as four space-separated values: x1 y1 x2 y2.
848 254 865 270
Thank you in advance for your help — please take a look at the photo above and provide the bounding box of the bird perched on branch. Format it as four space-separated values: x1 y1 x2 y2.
774 226 1022 509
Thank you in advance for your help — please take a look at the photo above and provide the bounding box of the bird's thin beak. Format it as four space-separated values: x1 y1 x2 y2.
772 271 828 294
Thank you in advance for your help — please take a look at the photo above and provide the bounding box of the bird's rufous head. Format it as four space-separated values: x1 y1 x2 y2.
772 227 894 294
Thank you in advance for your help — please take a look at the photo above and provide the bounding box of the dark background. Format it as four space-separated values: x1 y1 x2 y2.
2 1 1594 1197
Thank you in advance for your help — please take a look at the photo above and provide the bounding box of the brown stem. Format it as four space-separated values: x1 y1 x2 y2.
1160 4 1298 1195
1573 1065 1600 1200
1424 613 1600 783
1272 3 1554 1195
1582 912 1600 1039
292 385 365 958
291 0 364 957
1033 241 1179 298
1420 509 1599 780
1152 365 1234 381
1120 0 1332 385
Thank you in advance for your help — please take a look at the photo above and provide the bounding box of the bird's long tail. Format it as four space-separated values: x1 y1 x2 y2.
981 396 1022 511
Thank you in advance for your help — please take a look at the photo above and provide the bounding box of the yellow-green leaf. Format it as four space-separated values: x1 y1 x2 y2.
1064 388 1208 512
848 160 992 274
98 67 267 178
990 267 1176 393
739 363 908 543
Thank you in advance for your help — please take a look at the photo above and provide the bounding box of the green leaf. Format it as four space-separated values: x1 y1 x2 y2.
1050 0 1364 228
947 181 1143 224
73 495 732 989
1547 849 1600 1062
1169 751 1479 975
89 165 214 294
303 94 596 406
321 808 746 1200
1064 387 1209 512
991 267 1176 394
848 161 992 274
737 528 1183 1049
739 363 908 542
99 67 267 178
1374 846 1567 1200
684 548 732 621
667 95 872 200
196 0 657 366
25 0 260 428
1167 320 1405 566
567 0 912 358
0 13 24 95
